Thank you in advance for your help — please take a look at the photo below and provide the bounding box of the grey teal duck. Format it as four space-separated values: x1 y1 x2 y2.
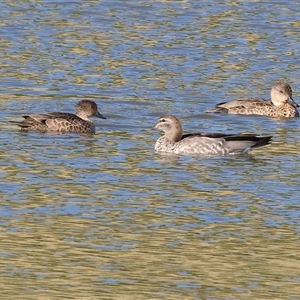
206 82 299 117
11 100 106 133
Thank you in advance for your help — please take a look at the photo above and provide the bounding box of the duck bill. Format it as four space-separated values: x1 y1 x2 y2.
152 122 159 130
287 96 299 108
95 110 106 119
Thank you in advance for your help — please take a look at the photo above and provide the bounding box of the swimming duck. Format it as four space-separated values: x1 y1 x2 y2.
206 82 299 117
153 115 272 156
11 100 106 133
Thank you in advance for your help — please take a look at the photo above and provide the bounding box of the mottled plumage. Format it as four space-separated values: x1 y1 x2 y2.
153 115 272 156
206 82 299 117
11 100 106 133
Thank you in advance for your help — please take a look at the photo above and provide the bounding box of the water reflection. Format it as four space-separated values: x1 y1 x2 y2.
1 0 300 299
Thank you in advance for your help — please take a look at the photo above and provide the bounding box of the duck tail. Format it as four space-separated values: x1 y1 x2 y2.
10 120 31 128
251 135 273 149
225 134 272 154
205 106 228 113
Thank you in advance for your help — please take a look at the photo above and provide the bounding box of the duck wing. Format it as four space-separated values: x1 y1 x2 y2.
181 132 272 153
206 98 272 113
11 112 78 131
182 132 236 140
24 112 75 123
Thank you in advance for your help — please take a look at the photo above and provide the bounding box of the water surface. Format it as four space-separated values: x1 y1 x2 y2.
1 1 300 299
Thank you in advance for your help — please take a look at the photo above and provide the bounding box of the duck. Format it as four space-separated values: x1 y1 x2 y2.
153 115 272 156
11 100 106 133
206 82 299 117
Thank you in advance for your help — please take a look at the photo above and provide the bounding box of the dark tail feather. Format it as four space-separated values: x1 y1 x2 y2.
10 121 30 128
205 106 229 113
251 136 273 149
10 121 22 126
225 135 273 154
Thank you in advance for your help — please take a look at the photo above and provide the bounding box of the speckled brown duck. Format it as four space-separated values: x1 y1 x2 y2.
153 115 272 156
206 82 299 117
11 100 106 133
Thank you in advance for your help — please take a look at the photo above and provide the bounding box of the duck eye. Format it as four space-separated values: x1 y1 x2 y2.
160 119 166 122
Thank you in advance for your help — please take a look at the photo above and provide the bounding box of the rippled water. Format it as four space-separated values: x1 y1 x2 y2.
1 1 300 299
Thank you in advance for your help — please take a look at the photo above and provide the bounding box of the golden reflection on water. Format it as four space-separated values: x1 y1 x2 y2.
1 123 299 298
1 212 300 299
1 0 300 299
